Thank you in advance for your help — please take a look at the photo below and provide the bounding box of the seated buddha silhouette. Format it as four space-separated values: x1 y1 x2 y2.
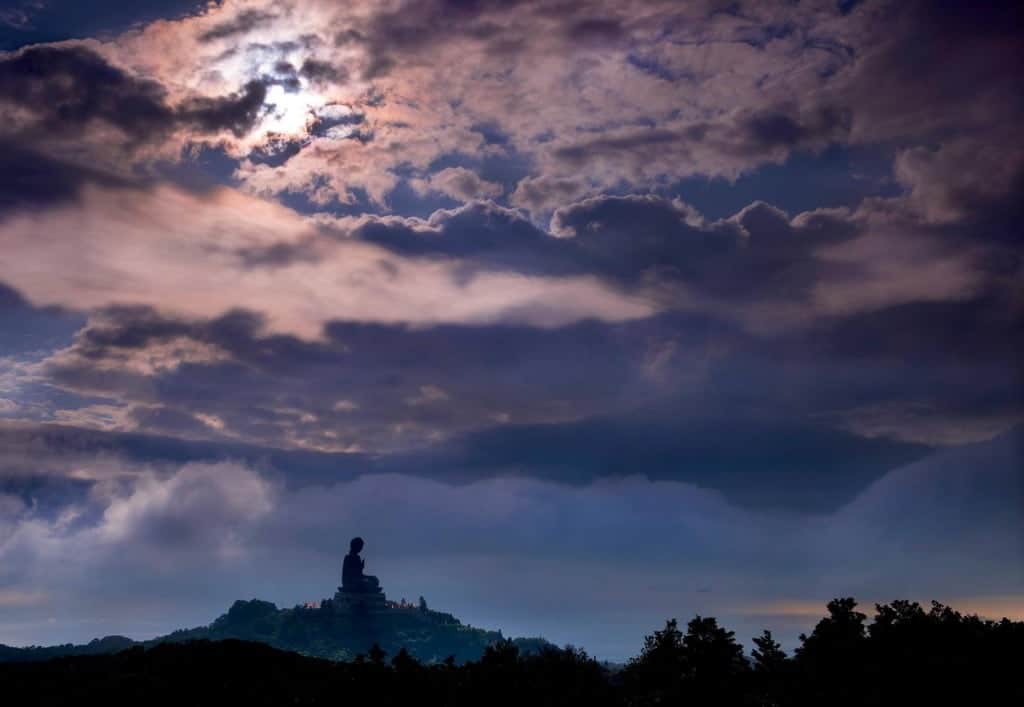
342 537 380 593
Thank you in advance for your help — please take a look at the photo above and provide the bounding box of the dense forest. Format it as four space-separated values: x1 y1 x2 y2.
3 598 1020 706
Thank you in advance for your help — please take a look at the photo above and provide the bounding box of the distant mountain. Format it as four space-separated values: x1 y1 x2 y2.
0 634 136 663
0 596 550 664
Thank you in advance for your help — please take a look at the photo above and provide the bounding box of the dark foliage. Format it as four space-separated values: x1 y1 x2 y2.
1 598 1020 706
0 639 616 707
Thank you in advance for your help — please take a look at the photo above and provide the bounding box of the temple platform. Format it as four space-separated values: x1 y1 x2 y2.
332 587 388 613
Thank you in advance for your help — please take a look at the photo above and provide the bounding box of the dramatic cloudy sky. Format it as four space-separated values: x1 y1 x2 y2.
0 0 1022 659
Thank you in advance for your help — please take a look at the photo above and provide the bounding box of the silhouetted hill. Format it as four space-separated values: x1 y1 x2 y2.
0 597 550 665
1 599 1021 706
0 634 135 663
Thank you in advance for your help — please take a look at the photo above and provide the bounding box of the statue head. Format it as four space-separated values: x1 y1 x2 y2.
349 536 364 554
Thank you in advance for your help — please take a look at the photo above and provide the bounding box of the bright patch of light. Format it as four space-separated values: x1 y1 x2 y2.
258 83 325 138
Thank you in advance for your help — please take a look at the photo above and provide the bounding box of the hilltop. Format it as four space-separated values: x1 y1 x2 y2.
0 596 549 665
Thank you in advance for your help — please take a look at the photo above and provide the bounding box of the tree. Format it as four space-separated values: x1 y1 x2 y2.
795 598 868 706
751 630 789 707
682 616 749 705
752 630 787 673
622 619 686 705
480 638 519 668
796 597 867 660
367 643 387 666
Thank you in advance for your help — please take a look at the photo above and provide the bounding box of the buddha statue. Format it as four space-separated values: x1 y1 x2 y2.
342 536 381 594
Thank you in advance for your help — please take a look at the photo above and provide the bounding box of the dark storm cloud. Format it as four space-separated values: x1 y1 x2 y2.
349 195 859 305
350 0 633 79
0 44 267 142
176 80 268 136
740 106 851 153
0 139 138 214
832 1 1024 233
0 44 176 140
0 422 371 490
9 219 1011 458
842 0 1024 144
395 408 930 512
551 128 679 167
802 295 1024 368
198 9 275 42
10 165 1011 458
549 104 851 177
0 406 930 514
39 300 672 451
18 283 1012 512
350 202 567 272
565 17 625 43
299 58 347 85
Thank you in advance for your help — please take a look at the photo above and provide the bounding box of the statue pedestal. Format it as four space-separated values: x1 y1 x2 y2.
333 587 387 614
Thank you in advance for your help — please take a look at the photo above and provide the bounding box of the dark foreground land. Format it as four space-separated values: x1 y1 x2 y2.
2 599 1021 706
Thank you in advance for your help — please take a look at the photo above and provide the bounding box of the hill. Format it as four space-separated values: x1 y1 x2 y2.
0 596 550 665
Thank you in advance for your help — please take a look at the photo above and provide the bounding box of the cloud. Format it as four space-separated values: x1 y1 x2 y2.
840 0 1024 146
25 304 680 451
0 0 1007 217
0 44 175 140
412 167 504 202
2 180 1016 455
56 0 860 204
0 138 137 216
0 44 267 166
893 140 1024 227
198 9 275 42
6 298 1009 487
541 104 851 188
398 405 930 512
298 58 347 86
509 175 589 217
0 182 656 339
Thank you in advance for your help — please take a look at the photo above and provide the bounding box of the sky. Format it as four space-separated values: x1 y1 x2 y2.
0 0 1021 661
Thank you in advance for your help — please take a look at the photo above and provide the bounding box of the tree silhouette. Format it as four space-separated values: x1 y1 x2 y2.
794 597 868 706
681 615 749 705
752 629 787 671
622 618 686 705
367 642 387 665
751 630 789 707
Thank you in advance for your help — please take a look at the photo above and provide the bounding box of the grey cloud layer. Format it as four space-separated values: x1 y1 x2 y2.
1 169 1018 465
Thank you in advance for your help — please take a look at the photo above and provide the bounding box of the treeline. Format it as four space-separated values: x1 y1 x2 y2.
2 599 1020 706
